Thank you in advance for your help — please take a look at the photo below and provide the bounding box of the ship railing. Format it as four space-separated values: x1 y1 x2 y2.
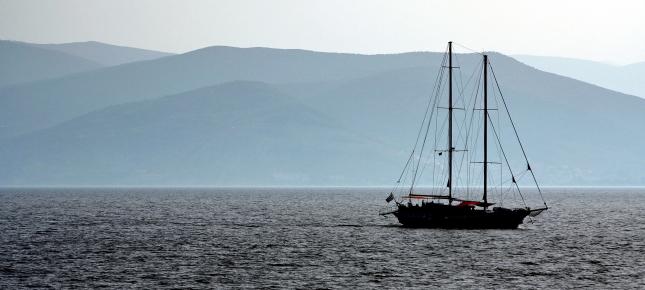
379 204 398 216
401 194 451 200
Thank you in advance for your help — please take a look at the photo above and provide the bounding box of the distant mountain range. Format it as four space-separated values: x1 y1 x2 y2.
30 41 173 66
0 81 394 185
0 40 172 88
0 41 643 186
513 55 645 99
0 41 102 87
0 46 437 140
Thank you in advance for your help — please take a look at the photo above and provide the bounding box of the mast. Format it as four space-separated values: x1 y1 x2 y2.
448 41 453 202
483 54 488 206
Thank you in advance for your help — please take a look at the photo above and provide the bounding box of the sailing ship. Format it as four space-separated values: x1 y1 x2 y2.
380 42 548 229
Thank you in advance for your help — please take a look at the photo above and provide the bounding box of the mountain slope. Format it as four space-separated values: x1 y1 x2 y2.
513 54 645 99
1 47 644 185
0 46 438 139
283 53 645 185
0 81 396 185
0 40 103 87
32 41 174 66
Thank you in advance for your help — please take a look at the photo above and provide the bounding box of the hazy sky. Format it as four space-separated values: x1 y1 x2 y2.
1 0 644 64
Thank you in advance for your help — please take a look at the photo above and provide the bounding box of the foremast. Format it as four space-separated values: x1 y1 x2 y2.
483 54 488 206
448 41 454 204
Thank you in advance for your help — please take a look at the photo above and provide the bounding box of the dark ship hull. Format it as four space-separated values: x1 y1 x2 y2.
393 203 530 229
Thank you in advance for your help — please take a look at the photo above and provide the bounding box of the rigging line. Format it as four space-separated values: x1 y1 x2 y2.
501 182 516 206
431 84 442 195
462 61 483 144
487 110 529 209
456 77 479 197
395 151 415 182
452 42 485 55
461 60 483 195
500 170 529 189
430 98 438 195
502 178 515 194
420 68 450 176
497 125 504 204
433 100 450 146
391 138 424 194
398 47 447 193
496 77 508 194
431 78 451 145
462 66 483 189
390 144 413 195
446 79 474 152
431 89 443 196
393 79 443 196
453 55 480 147
410 51 447 193
411 55 446 174
399 166 412 190
454 53 480 107
463 63 483 196
450 69 480 163
490 78 504 205
453 53 468 111
451 53 473 118
430 73 451 195
410 105 437 193
425 102 449 173
398 167 413 194
412 82 445 190
431 109 450 195
452 84 478 150
488 63 548 208
419 64 450 185
485 71 500 201
424 76 474 192
468 118 483 191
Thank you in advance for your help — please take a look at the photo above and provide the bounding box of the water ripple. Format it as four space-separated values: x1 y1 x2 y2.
0 187 644 289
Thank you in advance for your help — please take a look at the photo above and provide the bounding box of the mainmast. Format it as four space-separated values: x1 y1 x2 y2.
483 54 488 206
448 41 453 202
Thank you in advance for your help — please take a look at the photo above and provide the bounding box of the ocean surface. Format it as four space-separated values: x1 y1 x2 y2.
0 187 644 289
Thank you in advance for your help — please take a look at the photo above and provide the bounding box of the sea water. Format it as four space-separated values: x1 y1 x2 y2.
0 187 643 288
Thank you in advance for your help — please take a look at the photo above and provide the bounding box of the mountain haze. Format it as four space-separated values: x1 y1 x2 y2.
513 55 645 99
0 81 395 185
284 53 645 185
0 46 438 139
0 40 103 87
0 45 644 185
31 41 174 66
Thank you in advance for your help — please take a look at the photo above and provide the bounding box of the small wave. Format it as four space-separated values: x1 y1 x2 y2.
335 224 364 228
266 263 298 267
